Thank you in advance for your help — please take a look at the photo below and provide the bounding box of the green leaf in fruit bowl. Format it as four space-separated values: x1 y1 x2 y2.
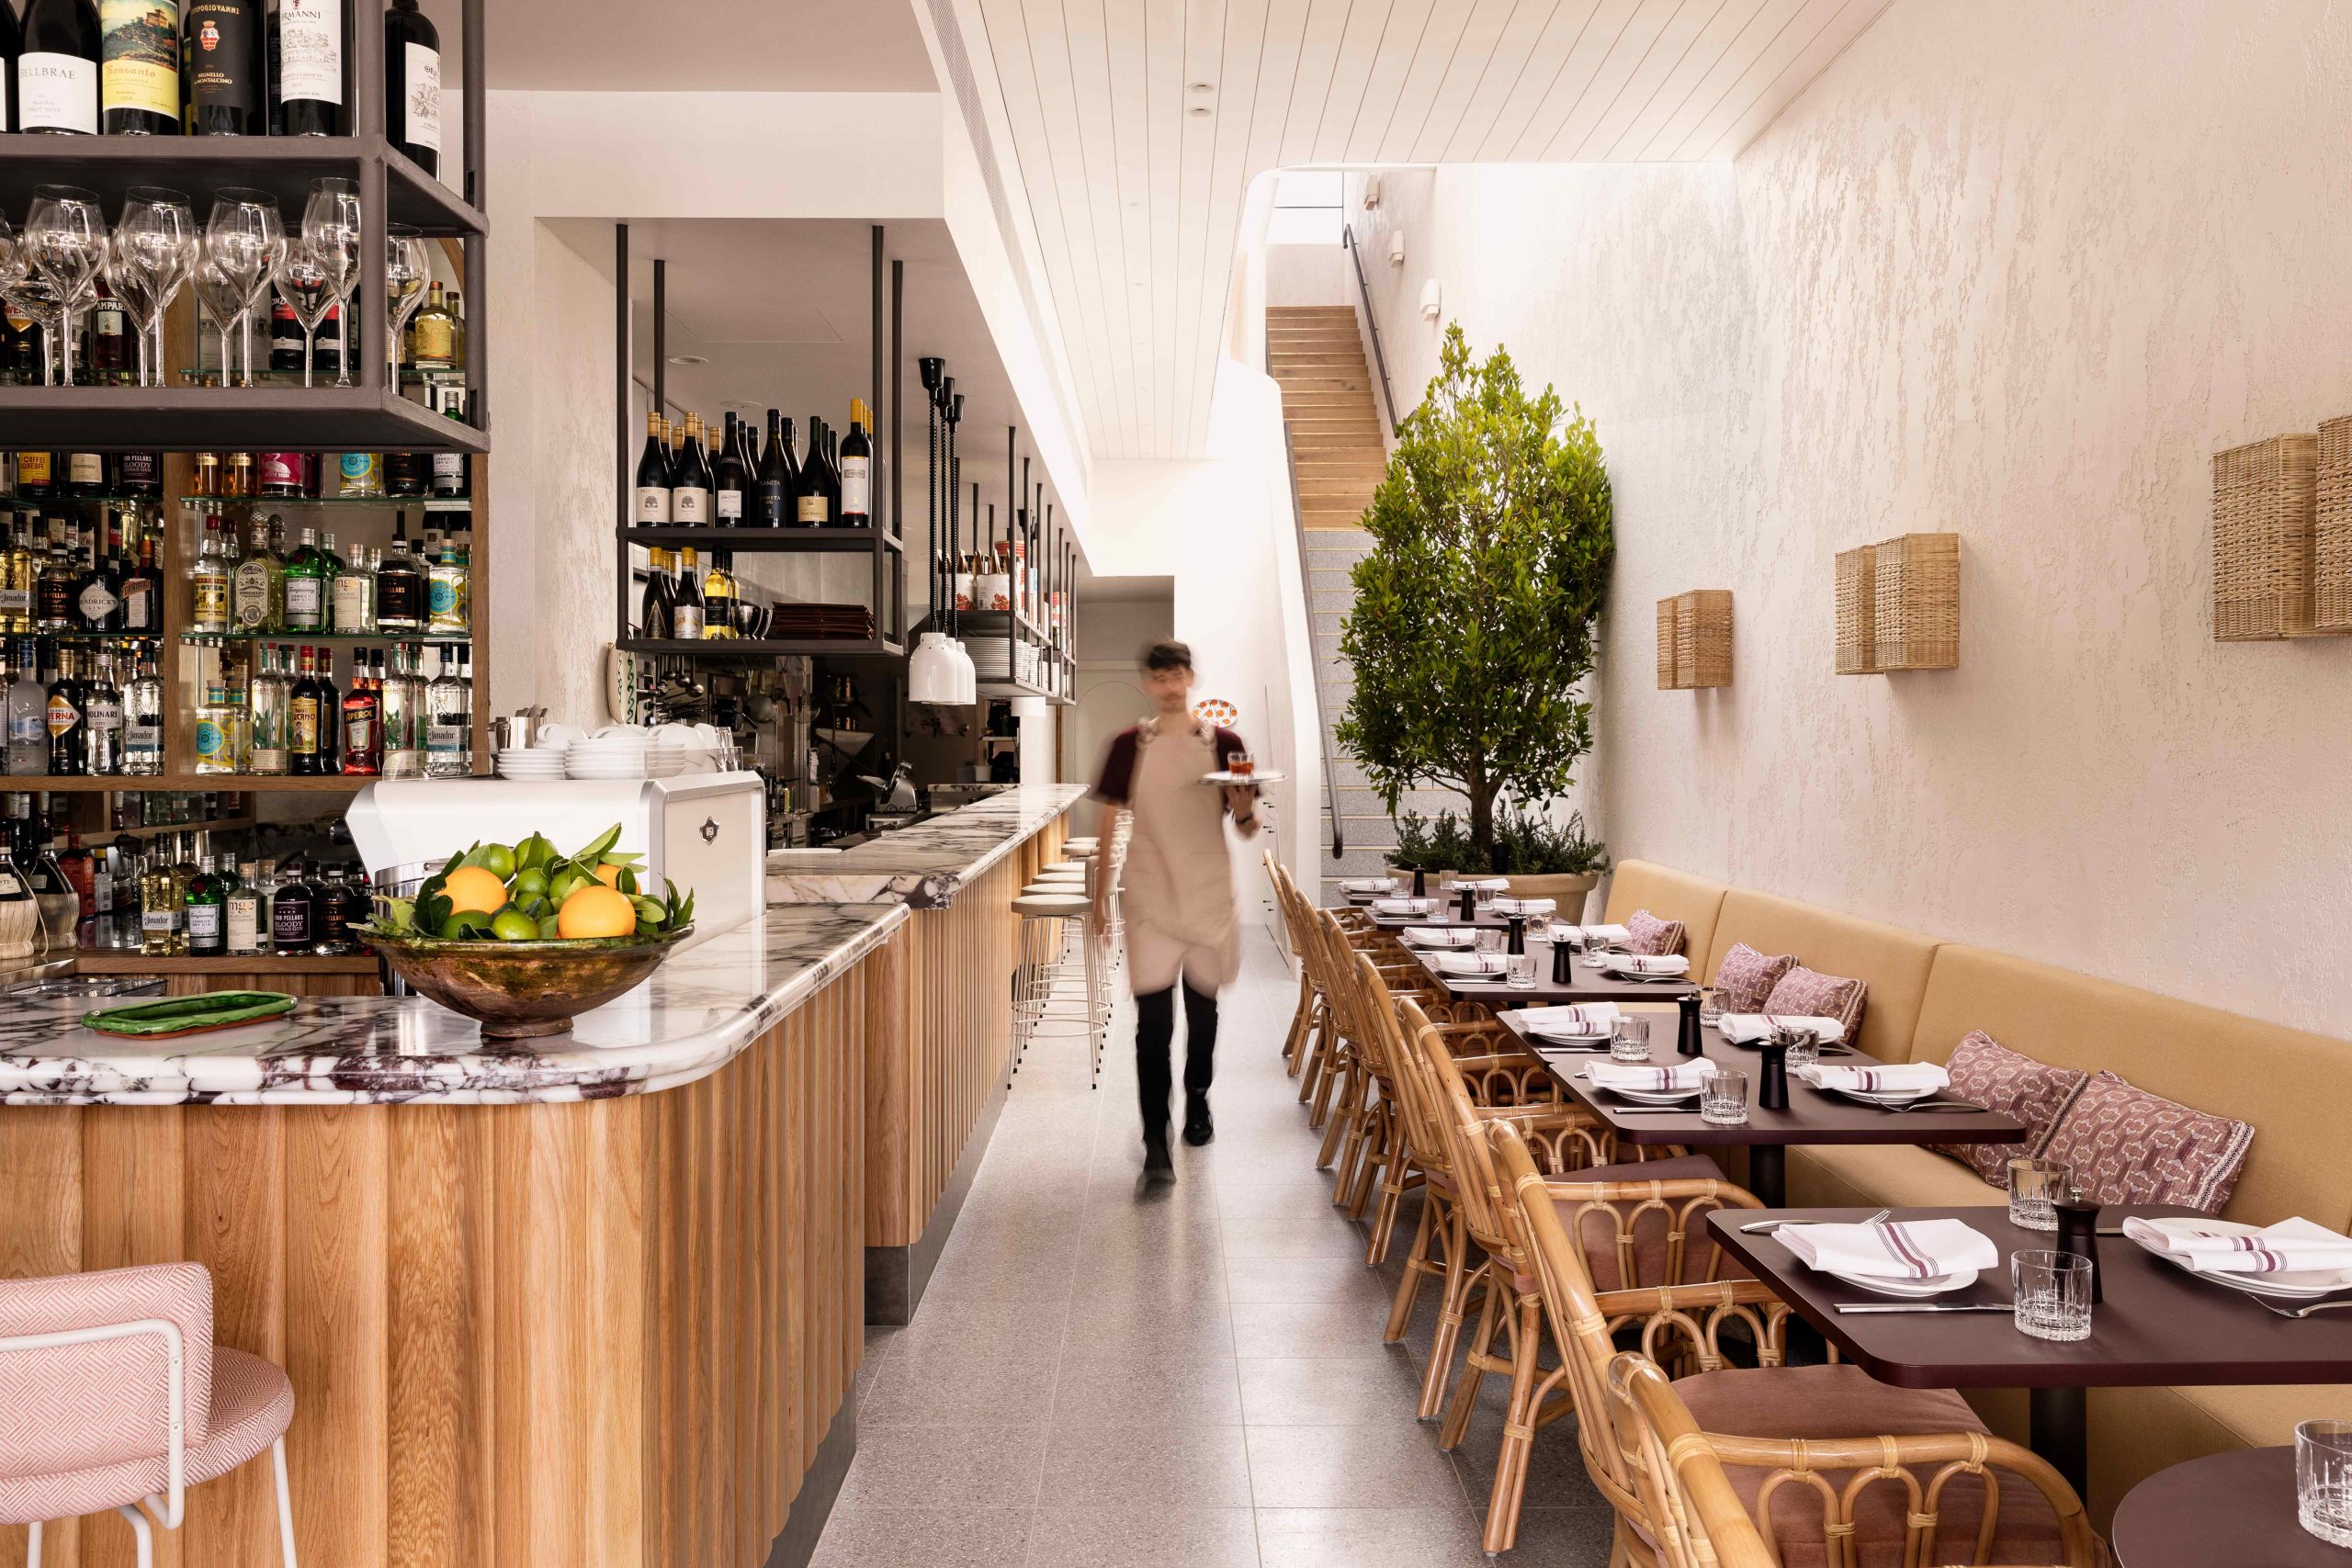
616 866 639 896
438 908 497 940
514 832 556 873
380 896 417 934
537 915 561 940
571 823 624 864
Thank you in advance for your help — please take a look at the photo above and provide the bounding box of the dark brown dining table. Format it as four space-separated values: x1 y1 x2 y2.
1400 940 1702 1009
2109 1447 2341 1566
1498 1012 2025 1207
1707 1203 2352 1500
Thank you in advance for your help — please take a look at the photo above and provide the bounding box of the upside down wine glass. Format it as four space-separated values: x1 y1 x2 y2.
24 186 109 388
383 226 429 386
204 188 286 389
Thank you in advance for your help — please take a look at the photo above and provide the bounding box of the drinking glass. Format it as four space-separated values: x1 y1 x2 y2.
2298 1419 2352 1546
1526 910 1551 942
24 186 109 387
272 240 337 389
1474 927 1504 955
1781 1025 1822 1071
1439 870 1457 897
1609 1017 1653 1063
192 252 249 387
1475 881 1498 912
1701 1068 1749 1125
301 177 363 387
109 187 199 388
0 272 63 388
204 188 287 388
1226 750 1253 779
1698 986 1723 1026
1506 953 1536 990
2007 1157 2069 1232
383 226 431 383
2010 1250 2092 1342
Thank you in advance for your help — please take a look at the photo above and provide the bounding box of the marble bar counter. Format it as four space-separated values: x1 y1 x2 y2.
770 781 1086 1322
0 898 910 1568
764 781 1088 908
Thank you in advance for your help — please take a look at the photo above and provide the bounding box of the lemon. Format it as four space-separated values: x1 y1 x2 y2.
556 885 639 940
491 908 539 942
442 865 511 915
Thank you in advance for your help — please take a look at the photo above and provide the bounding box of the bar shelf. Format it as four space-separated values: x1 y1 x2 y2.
617 637 908 660
179 495 475 511
0 386 490 455
178 630 474 647
0 134 483 237
619 525 901 555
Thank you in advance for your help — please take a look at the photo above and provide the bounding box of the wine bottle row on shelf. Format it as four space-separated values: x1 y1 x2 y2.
1 447 469 501
1 0 443 172
195 508 469 636
639 545 750 640
634 400 873 529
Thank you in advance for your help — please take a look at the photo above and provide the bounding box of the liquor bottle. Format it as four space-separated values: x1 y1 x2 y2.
84 650 120 774
424 649 469 778
119 653 162 775
638 547 674 638
139 840 182 954
3 647 40 775
702 551 739 639
118 525 162 634
671 547 706 640
384 0 439 174
331 543 375 632
192 677 244 773
18 0 100 135
63 449 104 495
225 858 263 953
189 513 232 633
339 651 379 774
793 418 832 526
33 528 74 632
713 412 748 525
186 852 226 956
239 643 286 774
231 516 284 632
74 530 119 631
840 400 872 526
14 453 53 498
315 866 359 954
182 0 263 136
115 451 161 496
634 409 672 525
0 521 32 636
221 450 254 497
410 281 456 371
255 450 303 496
85 284 128 380
426 530 468 632
382 450 426 498
288 644 322 775
376 513 426 632
282 525 327 631
44 649 85 775
379 646 420 776
673 412 712 525
336 450 381 497
445 290 466 371
753 411 797 527
276 0 340 134
269 858 312 952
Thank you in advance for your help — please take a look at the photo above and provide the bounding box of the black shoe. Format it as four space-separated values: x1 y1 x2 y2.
1139 1135 1176 1189
1182 1092 1214 1146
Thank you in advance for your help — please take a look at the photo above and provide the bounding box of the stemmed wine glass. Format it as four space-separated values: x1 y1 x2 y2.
301 177 363 389
107 187 199 388
0 215 62 388
383 225 429 386
23 186 109 388
193 250 248 387
272 240 336 389
203 188 286 389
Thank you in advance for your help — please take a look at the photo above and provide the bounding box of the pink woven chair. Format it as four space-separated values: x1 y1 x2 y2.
0 1262 297 1568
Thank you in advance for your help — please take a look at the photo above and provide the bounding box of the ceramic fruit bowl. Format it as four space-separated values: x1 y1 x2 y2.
356 925 694 1041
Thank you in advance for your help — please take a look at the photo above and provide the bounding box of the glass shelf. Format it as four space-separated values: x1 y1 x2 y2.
0 493 164 512
177 495 473 511
6 631 166 644
180 629 472 645
174 368 470 390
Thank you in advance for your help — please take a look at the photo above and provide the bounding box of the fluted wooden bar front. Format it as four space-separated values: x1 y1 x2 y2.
0 919 901 1568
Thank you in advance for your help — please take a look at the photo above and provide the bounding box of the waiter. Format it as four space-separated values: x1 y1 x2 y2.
1090 640 1259 1188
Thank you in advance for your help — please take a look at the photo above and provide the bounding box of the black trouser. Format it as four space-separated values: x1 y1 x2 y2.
1134 979 1218 1142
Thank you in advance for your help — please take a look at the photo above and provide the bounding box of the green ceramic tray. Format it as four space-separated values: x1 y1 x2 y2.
83 991 299 1038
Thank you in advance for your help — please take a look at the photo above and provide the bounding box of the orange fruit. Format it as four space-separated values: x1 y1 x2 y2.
594 863 624 887
442 864 512 915
556 884 639 940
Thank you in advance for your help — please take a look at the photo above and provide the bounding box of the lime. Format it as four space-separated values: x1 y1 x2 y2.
439 908 496 939
515 894 549 919
514 832 557 873
477 843 516 880
490 908 540 942
511 867 548 900
549 869 588 905
630 896 668 928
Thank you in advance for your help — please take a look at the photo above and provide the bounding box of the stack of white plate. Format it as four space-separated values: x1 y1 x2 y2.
495 749 568 782
566 736 671 780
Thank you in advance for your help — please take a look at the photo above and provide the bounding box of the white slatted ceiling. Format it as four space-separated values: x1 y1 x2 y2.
966 0 1889 458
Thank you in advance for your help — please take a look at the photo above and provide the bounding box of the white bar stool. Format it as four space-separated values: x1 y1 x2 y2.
1010 890 1091 1081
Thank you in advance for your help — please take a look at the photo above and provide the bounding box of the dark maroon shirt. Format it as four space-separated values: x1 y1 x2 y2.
1093 721 1249 809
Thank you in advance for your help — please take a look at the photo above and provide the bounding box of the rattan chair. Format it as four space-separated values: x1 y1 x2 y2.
1488 1120 2100 1568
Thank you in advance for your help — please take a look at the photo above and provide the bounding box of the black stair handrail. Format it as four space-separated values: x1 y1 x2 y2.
1341 223 1402 437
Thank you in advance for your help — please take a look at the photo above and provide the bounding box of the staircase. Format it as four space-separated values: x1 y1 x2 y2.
1269 306 1464 903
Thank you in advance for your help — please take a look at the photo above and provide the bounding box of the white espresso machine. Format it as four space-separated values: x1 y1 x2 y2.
345 773 768 942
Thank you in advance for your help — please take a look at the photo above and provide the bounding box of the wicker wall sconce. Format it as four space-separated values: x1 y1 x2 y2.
1656 590 1733 689
1835 533 1960 674
2214 425 2352 640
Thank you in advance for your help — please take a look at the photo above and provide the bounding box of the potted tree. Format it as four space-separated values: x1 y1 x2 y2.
1339 324 1614 868
1489 805 1610 919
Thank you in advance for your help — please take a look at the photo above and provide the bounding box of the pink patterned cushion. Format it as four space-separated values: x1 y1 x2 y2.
1625 909 1685 957
1712 942 1794 1014
1928 1032 2091 1185
2038 1071 2255 1213
1759 964 1868 1039
0 1263 215 1483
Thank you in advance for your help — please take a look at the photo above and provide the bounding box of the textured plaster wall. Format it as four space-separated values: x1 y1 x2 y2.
1350 0 2352 1032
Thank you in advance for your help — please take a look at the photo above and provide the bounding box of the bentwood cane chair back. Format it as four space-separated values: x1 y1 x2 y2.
1605 1353 1780 1568
1487 1121 2100 1568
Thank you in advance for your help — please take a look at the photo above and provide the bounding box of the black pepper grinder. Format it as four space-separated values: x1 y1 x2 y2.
1506 916 1525 955
1756 1039 1791 1110
1457 885 1476 923
1411 866 1427 897
1551 938 1573 985
1677 991 1704 1056
2054 1190 2103 1303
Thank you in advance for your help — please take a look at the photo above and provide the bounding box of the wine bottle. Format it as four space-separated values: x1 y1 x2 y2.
384 0 441 175
182 0 262 136
840 399 873 527
0 1 23 132
634 409 673 525
276 0 341 135
672 413 711 525
793 417 831 527
671 547 705 640
638 547 674 638
99 0 178 134
713 412 748 526
753 411 796 528
17 0 101 135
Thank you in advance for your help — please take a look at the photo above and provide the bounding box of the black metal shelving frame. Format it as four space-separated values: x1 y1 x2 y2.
0 0 491 454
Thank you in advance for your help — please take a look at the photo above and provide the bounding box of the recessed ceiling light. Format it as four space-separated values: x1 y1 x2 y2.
1187 105 1211 117
668 355 708 366
1189 82 1214 93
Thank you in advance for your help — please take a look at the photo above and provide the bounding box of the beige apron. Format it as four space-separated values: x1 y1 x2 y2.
1119 716 1240 994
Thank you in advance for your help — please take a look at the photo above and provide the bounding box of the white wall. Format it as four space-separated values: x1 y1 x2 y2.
1349 0 2352 1032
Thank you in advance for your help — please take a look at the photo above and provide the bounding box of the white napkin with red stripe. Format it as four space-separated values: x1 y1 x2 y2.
2122 1216 2352 1276
1433 951 1509 977
1400 927 1473 949
1796 1063 1948 1095
1584 1061 1717 1093
1719 1013 1848 1044
1492 897 1556 917
1600 953 1690 977
1372 897 1437 916
1778 1218 1998 1280
1518 1003 1622 1038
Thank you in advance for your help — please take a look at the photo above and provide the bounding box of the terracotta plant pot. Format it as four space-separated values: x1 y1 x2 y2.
1498 871 1599 921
